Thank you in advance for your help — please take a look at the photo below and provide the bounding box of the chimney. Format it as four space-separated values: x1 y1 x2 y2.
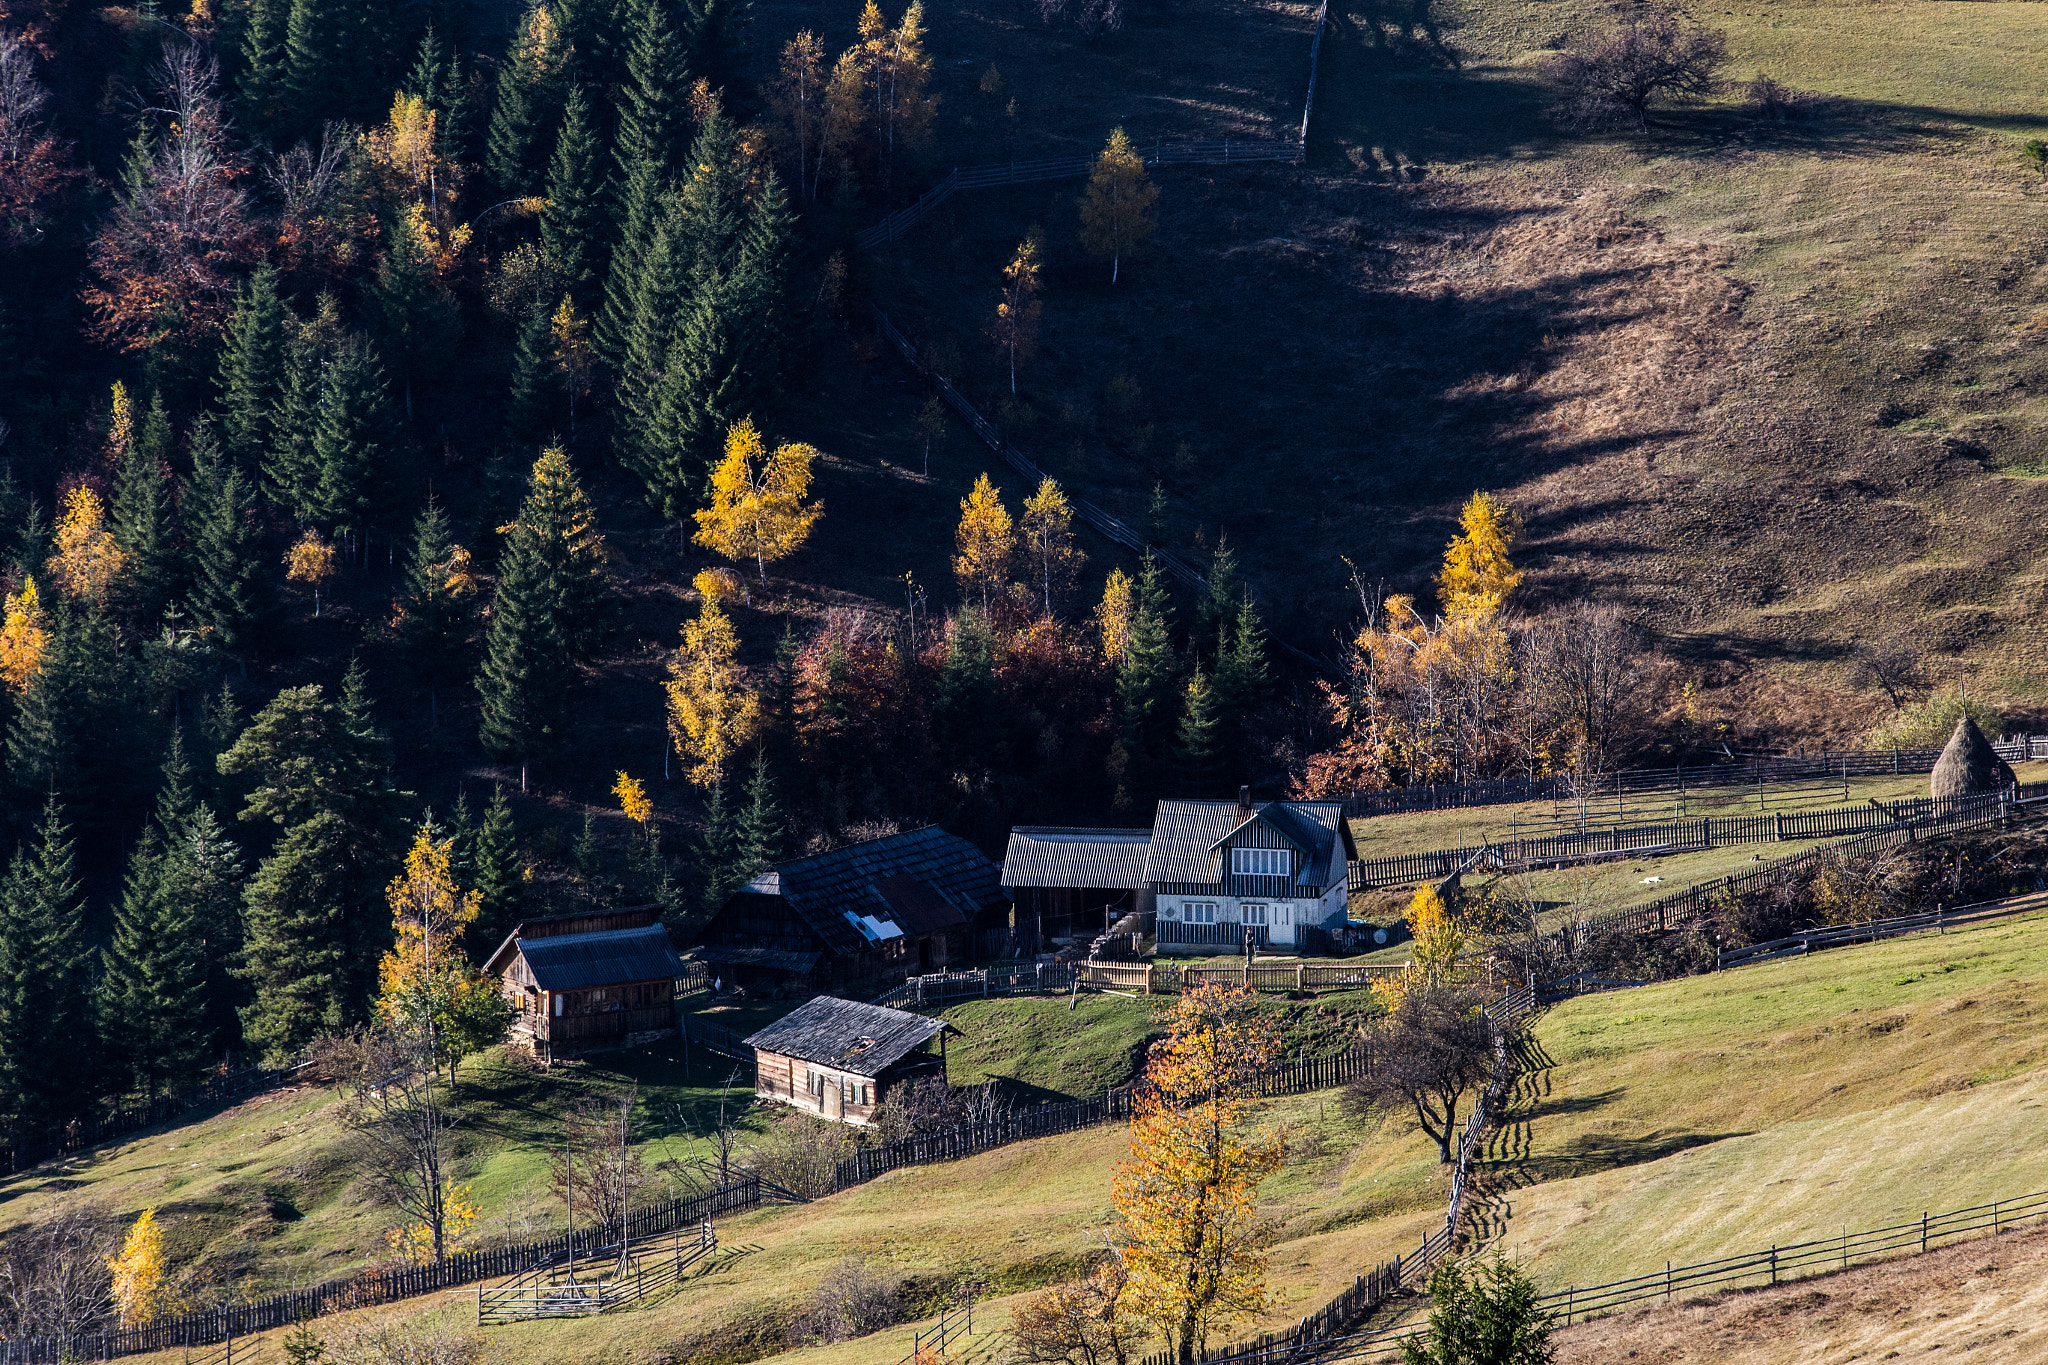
1237 785 1253 816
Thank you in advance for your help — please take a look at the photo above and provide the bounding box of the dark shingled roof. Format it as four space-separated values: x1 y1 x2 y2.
694 945 822 972
752 827 1004 956
515 926 684 991
1001 827 1153 890
1144 800 1348 886
872 874 967 935
744 996 950 1077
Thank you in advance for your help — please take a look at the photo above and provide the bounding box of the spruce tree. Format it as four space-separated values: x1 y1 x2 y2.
240 0 291 133
1210 593 1271 780
1173 668 1226 797
1113 553 1178 811
5 603 145 814
486 5 569 197
610 197 685 473
185 423 270 662
467 786 523 959
310 336 400 537
395 496 478 725
733 750 784 880
221 664 401 1056
283 0 388 130
182 800 248 1058
217 266 291 474
505 303 556 446
693 781 736 915
372 215 461 423
405 26 471 163
476 449 608 788
99 820 212 1099
111 391 185 626
558 0 629 95
1197 535 1242 659
0 800 96 1138
610 0 689 205
541 85 606 294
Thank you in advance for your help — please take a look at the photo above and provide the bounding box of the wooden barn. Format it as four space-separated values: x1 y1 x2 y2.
485 908 686 1061
692 827 1009 996
743 996 954 1125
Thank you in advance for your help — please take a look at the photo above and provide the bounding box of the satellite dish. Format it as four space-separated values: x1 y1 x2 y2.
1373 928 1389 945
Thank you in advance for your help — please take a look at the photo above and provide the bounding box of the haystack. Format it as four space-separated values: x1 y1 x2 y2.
1930 716 2014 801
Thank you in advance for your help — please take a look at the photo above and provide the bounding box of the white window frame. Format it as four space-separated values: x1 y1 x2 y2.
1232 847 1289 877
1186 902 1218 924
1242 903 1269 926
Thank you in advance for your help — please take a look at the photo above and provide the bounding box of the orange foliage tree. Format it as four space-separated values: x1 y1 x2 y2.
1113 983 1283 1364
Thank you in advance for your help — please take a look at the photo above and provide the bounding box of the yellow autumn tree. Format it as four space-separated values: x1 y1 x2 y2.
105 380 135 461
363 92 470 273
284 529 338 615
1079 128 1158 284
0 576 50 694
1114 983 1283 1365
1436 491 1522 620
550 295 594 434
692 418 825 581
989 236 1042 395
1095 567 1134 664
108 1207 168 1325
1020 476 1085 616
376 827 504 1075
954 473 1016 611
1371 883 1468 1009
50 485 126 602
665 598 761 789
386 1183 480 1266
694 566 746 607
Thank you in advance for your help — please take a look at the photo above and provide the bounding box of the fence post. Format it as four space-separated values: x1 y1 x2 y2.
1769 1246 1777 1286
1922 1212 1928 1252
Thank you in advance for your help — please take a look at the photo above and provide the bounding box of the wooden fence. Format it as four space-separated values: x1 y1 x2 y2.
6 1060 307 1175
1343 739 2048 821
1713 889 2048 970
1347 784 2048 891
476 1220 717 1324
5 1178 766 1362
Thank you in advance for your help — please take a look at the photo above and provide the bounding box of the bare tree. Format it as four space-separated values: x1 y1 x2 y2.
548 1088 646 1252
1548 3 1727 131
1528 603 1647 784
1849 640 1926 713
0 1201 115 1341
1346 990 1496 1164
798 1256 900 1344
334 1026 461 1264
1009 1245 1136 1365
745 1112 854 1199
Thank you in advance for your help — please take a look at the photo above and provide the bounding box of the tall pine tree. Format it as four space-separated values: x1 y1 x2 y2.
477 449 609 789
467 786 524 960
309 336 400 537
505 302 557 446
1173 667 1226 797
486 3 570 197
1112 553 1178 813
100 805 213 1102
372 215 461 422
0 800 96 1139
110 391 185 627
217 266 291 474
541 85 606 294
733 749 784 879
394 497 478 726
1210 593 1271 782
185 423 271 662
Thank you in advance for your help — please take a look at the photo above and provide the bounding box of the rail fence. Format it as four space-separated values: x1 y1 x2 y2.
1573 790 2048 943
476 1220 717 1324
1712 890 2048 971
6 1178 767 1362
7 1060 308 1175
898 1294 975 1364
1347 785 2048 891
1343 739 2048 821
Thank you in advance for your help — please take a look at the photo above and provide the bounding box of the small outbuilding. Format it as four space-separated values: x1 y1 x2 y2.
485 908 686 1061
1931 716 2016 804
743 995 954 1125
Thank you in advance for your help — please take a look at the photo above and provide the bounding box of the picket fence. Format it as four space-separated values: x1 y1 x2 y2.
1347 784 2048 891
1343 739 2048 820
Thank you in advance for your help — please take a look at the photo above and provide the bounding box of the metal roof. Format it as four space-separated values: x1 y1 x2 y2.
1144 800 1349 885
1001 827 1153 889
513 926 685 991
743 996 951 1077
744 827 1005 956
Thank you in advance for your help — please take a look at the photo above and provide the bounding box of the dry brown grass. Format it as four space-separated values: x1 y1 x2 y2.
1552 1219 2048 1364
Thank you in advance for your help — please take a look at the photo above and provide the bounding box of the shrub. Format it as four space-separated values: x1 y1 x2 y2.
798 1256 900 1343
1548 3 1726 131
1864 687 2004 750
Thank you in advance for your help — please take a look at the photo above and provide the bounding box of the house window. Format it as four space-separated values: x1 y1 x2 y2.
1243 904 1268 925
1232 848 1289 877
1186 902 1218 924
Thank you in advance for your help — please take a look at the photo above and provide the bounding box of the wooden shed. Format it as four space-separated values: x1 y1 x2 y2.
743 996 954 1126
485 909 686 1062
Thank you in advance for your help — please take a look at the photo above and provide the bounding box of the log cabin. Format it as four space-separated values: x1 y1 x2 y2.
485 908 686 1061
743 995 954 1125
692 826 1009 996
